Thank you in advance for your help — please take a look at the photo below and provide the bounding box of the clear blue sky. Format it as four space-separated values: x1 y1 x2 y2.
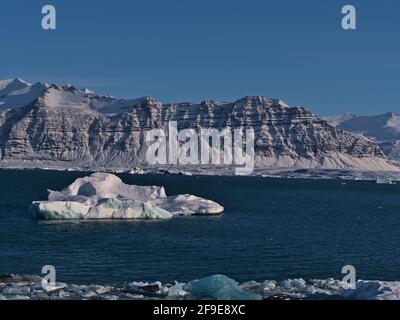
0 0 399 116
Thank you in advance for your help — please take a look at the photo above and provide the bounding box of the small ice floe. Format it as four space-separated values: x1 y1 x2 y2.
342 280 400 300
129 168 146 175
167 282 188 298
156 169 192 176
178 171 193 176
29 172 224 220
2 285 31 296
375 175 395 185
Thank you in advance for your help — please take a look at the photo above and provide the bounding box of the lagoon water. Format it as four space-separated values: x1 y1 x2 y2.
1 170 400 285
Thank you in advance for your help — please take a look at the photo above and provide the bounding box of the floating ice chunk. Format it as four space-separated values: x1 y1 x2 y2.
5 295 30 300
131 281 162 293
309 278 345 292
2 285 31 296
188 275 262 300
342 280 400 300
31 173 224 220
129 168 146 175
240 281 262 291
279 278 307 290
43 282 68 293
30 201 90 220
375 176 395 185
124 293 144 299
167 282 188 297
261 280 277 292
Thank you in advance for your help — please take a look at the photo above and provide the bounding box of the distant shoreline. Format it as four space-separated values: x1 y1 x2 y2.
0 163 399 182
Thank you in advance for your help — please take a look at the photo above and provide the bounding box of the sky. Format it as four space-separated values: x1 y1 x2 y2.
0 0 399 116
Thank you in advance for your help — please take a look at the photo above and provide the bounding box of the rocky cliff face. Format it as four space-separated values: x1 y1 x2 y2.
0 79 397 172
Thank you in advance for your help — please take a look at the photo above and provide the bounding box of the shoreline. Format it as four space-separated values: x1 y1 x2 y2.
0 274 398 300
0 163 400 183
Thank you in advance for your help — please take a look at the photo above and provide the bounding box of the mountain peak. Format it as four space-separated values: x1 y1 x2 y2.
0 77 30 91
385 112 399 118
323 113 357 127
0 78 48 110
13 77 30 85
234 96 289 109
331 112 400 142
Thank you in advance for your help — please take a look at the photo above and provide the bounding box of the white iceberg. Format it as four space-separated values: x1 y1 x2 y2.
375 176 395 185
30 172 224 220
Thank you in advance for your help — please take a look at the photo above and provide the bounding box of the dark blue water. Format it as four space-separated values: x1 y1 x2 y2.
1 170 400 285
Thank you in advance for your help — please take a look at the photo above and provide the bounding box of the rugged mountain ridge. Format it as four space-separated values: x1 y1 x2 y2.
0 78 398 172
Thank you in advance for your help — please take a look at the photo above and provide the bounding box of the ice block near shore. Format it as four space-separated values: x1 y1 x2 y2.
29 172 224 220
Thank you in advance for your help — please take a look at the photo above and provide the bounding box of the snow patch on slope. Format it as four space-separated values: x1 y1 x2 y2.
40 85 153 115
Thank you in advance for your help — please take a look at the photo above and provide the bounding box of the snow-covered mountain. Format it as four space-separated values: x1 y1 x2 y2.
0 78 398 172
325 112 400 161
323 113 356 127
0 78 48 109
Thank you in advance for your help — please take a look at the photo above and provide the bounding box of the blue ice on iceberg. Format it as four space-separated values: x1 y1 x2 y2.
188 275 262 300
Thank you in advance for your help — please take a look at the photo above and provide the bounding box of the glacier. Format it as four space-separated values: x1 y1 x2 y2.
29 172 224 220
